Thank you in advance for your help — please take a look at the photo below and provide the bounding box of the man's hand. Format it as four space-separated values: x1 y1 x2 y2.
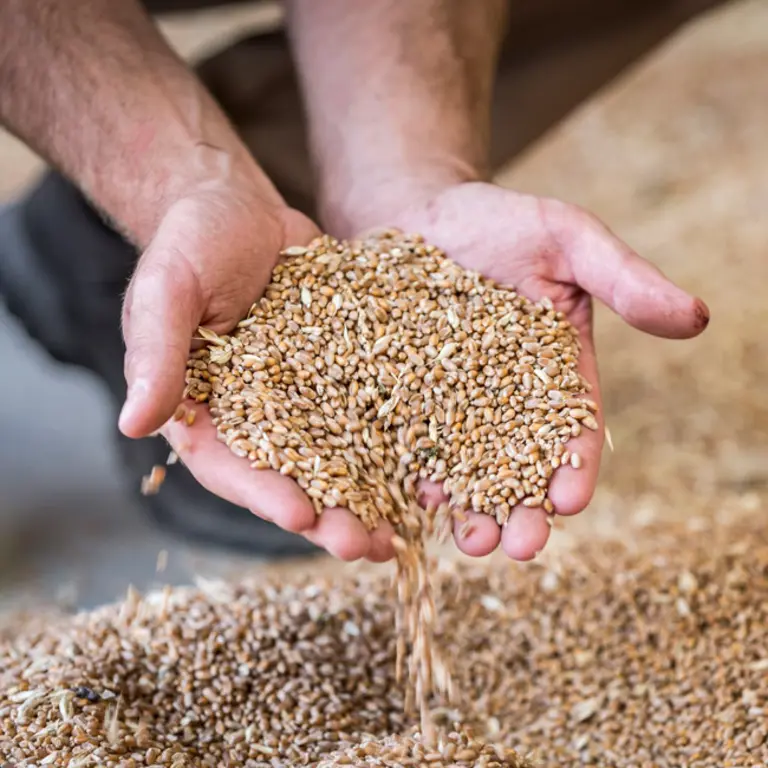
352 181 710 560
288 0 709 560
0 0 397 562
117 182 399 562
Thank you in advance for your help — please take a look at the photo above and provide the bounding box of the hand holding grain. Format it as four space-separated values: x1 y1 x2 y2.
116 186 379 557
372 181 711 560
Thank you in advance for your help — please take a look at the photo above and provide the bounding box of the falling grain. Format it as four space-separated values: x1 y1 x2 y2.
140 465 166 496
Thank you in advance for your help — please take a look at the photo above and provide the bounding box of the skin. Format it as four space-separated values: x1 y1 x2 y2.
0 0 709 563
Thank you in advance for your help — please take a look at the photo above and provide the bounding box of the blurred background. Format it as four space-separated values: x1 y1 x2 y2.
1 0 766 614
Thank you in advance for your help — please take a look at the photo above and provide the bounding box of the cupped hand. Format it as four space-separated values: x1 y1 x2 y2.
118 182 395 562
356 181 710 561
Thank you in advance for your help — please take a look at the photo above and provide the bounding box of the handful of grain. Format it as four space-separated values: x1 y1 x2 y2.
186 230 595 737
187 230 595 526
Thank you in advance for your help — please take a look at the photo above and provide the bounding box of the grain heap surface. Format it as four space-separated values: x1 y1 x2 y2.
0 572 533 767
317 730 531 767
1 515 767 766
439 519 768 767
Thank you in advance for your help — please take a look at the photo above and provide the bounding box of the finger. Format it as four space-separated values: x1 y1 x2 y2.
501 506 551 561
120 247 201 438
547 329 604 516
419 480 501 557
163 403 316 534
417 480 447 509
302 507 372 562
366 520 397 563
551 203 710 339
494 332 602 558
453 512 501 558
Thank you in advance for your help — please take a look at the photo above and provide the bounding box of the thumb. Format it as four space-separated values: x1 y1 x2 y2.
119 246 202 438
555 206 710 339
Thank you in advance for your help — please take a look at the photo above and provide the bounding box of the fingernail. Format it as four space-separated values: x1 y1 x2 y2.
693 299 710 331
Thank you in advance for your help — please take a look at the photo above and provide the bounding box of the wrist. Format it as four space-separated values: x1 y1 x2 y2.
90 121 284 249
319 157 482 238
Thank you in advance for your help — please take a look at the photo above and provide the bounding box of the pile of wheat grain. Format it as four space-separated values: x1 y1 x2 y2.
2 514 767 766
0 568 535 767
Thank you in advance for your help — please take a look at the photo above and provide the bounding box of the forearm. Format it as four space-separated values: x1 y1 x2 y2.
0 0 280 246
286 0 508 235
